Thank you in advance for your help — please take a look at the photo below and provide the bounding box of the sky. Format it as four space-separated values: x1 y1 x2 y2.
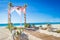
0 0 60 24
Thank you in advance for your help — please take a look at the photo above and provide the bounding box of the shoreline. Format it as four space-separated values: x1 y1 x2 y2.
0 24 60 27
0 23 60 26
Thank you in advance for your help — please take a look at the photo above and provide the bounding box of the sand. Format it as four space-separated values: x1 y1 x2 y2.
0 27 13 40
24 30 60 40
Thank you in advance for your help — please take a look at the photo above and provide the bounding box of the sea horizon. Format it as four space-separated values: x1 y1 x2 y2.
0 22 60 27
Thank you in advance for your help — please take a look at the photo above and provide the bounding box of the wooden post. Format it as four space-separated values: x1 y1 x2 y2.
24 4 27 25
8 2 12 31
24 13 26 24
8 2 12 24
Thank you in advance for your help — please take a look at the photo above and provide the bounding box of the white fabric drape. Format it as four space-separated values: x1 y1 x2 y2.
10 7 21 16
10 6 26 15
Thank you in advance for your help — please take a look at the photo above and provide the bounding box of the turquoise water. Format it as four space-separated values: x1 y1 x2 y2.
0 22 60 27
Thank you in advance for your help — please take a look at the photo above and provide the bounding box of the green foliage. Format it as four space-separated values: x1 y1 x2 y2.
7 23 14 31
56 30 60 33
39 25 42 27
17 31 20 35
47 23 51 26
24 23 31 28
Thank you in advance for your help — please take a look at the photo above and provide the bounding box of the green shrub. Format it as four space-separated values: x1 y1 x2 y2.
39 25 42 27
7 23 14 31
24 23 31 28
56 30 60 33
47 23 51 26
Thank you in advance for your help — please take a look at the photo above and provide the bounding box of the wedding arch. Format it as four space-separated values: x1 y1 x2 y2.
8 2 27 27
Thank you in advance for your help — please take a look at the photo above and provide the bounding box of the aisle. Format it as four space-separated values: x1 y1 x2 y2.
24 30 60 40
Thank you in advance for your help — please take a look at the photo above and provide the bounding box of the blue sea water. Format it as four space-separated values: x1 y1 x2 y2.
0 22 60 27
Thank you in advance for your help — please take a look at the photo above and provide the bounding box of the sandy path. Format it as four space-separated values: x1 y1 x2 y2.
0 28 13 40
24 30 60 40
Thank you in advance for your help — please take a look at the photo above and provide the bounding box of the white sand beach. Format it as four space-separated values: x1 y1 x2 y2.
24 30 60 40
39 24 60 30
0 27 13 40
37 24 60 37
41 24 60 28
0 24 60 40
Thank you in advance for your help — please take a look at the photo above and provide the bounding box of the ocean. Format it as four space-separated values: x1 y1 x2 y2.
0 22 60 27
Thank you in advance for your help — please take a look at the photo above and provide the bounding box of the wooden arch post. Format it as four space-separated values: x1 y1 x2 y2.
8 2 12 24
24 4 27 25
8 3 27 28
8 2 13 31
